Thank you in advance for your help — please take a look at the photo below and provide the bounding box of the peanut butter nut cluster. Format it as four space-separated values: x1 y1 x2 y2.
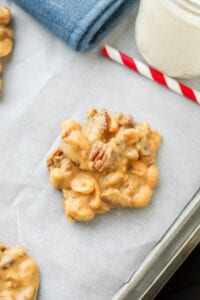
47 108 161 222
0 6 14 91
0 244 40 300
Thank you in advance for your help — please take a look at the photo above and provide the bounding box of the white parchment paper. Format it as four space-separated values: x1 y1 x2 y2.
1 1 200 299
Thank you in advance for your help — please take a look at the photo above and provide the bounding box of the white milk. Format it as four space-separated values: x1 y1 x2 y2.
135 0 200 78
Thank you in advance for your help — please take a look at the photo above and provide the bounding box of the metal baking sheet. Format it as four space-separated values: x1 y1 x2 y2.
0 1 200 299
114 187 200 299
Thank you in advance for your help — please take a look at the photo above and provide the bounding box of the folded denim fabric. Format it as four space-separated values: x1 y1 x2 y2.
13 0 138 52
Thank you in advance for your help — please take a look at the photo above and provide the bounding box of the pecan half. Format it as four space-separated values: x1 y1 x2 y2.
89 140 119 172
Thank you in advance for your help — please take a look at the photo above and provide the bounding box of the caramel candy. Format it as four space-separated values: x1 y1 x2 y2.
0 244 40 300
47 108 161 222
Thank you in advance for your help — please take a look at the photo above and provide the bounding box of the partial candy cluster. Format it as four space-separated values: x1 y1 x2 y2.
47 108 161 222
0 244 40 300
0 6 14 91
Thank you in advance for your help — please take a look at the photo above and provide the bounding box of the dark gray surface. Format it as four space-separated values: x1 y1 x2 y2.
156 243 200 300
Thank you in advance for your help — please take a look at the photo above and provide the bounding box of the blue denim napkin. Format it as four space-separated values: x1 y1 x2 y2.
13 0 138 52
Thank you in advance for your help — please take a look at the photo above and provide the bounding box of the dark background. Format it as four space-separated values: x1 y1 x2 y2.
155 243 200 300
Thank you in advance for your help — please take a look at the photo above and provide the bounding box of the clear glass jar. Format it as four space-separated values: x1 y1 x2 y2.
135 0 200 78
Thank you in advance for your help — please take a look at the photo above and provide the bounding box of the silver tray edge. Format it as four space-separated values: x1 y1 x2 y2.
113 187 200 300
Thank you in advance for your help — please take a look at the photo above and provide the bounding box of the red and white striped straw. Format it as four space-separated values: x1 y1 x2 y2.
102 45 200 105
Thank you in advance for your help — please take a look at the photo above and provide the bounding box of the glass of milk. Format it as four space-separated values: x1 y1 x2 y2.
135 0 200 78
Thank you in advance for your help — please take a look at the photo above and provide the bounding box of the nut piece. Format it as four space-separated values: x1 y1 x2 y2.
0 7 13 58
147 165 159 188
131 160 147 177
122 128 139 145
102 188 132 207
71 176 95 194
0 25 14 40
102 171 124 188
0 7 12 25
47 148 65 170
0 245 40 300
47 108 161 222
82 108 109 143
132 185 153 207
61 119 81 138
0 37 13 57
61 129 91 170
